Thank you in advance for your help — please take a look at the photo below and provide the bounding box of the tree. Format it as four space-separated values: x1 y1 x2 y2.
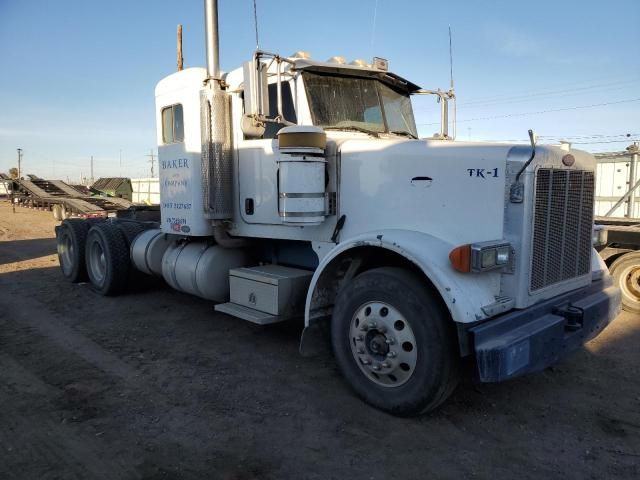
8 168 18 179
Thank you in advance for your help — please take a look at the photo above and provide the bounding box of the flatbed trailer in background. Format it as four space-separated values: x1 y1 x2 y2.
594 146 640 313
11 177 159 221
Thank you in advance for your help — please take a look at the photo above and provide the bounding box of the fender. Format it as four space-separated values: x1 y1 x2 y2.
305 229 503 328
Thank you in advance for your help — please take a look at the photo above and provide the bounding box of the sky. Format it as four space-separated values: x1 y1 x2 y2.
1 0 639 182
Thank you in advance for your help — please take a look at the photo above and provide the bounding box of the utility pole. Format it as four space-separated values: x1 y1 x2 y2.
146 149 157 178
90 155 94 184
16 148 22 180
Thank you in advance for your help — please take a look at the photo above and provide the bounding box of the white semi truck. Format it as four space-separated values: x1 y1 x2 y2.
55 0 621 416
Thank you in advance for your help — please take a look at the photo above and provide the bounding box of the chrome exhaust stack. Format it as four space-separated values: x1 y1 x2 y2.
201 0 232 220
204 0 221 82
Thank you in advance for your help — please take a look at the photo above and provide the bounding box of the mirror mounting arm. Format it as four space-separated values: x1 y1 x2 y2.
413 88 456 140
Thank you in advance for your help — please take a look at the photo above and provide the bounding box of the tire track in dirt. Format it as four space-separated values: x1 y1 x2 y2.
0 400 139 480
1 297 140 384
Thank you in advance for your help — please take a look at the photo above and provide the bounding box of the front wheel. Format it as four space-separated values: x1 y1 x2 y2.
331 267 459 416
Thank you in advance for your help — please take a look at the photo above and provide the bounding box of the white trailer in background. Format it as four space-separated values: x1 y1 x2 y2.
594 145 640 313
131 177 160 205
55 0 621 415
0 179 11 197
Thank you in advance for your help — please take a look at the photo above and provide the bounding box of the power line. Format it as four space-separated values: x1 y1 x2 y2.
572 139 640 145
417 97 640 126
539 133 638 139
470 138 639 145
458 78 639 106
458 84 638 109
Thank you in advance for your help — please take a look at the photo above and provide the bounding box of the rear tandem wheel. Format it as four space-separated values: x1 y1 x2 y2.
85 222 132 296
56 219 92 282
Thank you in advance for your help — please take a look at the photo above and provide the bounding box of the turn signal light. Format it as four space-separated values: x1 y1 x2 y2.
449 244 472 272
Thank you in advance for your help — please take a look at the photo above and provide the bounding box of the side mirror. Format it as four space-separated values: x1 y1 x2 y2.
242 58 268 138
243 58 269 118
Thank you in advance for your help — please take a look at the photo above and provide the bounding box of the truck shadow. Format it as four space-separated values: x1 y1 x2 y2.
0 237 57 265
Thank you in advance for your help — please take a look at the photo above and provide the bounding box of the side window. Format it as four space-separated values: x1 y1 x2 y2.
161 104 184 144
264 82 297 139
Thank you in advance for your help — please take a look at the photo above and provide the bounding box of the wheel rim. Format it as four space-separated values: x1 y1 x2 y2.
57 231 74 276
88 240 106 285
349 301 418 387
619 264 640 305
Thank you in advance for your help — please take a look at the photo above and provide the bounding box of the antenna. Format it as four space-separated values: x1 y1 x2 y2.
252 0 260 49
370 0 379 58
448 25 454 91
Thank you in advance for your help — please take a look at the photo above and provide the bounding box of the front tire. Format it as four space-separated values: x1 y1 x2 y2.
331 267 459 416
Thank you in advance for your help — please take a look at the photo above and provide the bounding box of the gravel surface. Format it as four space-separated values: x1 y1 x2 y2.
0 200 638 479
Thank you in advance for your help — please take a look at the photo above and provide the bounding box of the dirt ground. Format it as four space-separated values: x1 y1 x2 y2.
0 200 638 480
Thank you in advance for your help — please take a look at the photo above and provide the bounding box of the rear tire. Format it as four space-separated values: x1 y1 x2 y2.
331 267 460 416
56 219 91 283
85 222 130 296
609 251 640 313
113 221 146 247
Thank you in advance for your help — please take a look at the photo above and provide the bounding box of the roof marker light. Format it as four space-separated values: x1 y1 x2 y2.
326 56 347 64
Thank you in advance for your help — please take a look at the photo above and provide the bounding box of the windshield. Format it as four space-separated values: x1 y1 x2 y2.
303 72 418 138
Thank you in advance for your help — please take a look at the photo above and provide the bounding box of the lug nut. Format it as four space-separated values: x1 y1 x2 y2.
378 326 387 333
357 348 365 354
387 351 396 358
369 321 377 329
372 364 380 371
356 335 364 342
381 362 390 368
385 338 395 345
362 359 371 365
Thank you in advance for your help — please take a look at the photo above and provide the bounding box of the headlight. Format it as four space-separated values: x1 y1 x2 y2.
449 241 512 272
472 241 512 271
592 226 608 247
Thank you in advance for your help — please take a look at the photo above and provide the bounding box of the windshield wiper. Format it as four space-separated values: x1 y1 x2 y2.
324 125 380 138
389 130 417 139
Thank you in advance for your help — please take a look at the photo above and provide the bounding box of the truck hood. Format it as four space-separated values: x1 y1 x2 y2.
333 137 595 246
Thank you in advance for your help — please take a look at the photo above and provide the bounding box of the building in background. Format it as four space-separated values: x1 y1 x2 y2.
0 173 12 197
91 177 133 201
130 177 160 205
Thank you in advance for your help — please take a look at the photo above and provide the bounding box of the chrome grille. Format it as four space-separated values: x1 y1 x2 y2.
531 168 594 291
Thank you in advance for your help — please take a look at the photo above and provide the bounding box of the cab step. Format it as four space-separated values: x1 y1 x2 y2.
214 302 281 325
